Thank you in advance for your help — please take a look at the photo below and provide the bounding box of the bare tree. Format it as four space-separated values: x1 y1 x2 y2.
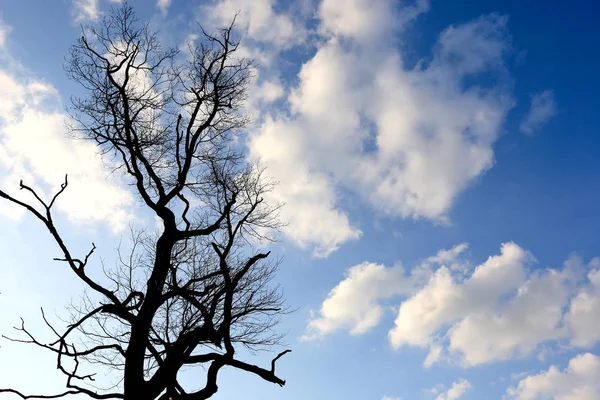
0 4 290 400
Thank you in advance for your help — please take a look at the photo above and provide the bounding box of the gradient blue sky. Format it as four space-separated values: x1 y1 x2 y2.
1 1 600 399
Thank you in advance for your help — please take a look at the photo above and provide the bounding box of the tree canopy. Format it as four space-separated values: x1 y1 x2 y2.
0 4 290 400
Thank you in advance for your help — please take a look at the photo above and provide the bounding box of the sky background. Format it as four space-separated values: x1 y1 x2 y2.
1 0 600 399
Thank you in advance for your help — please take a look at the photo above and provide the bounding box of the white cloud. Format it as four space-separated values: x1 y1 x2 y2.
253 79 285 104
303 262 410 339
318 0 429 42
435 379 471 400
157 0 171 13
389 243 599 367
436 14 510 75
303 244 467 339
71 0 122 22
565 258 600 347
388 247 600 367
363 14 512 220
506 353 600 400
446 266 568 366
424 243 469 267
302 233 600 366
0 63 134 230
244 71 286 121
382 396 402 400
423 343 444 368
520 89 557 134
389 243 532 357
72 0 100 22
202 0 306 48
426 383 446 396
248 116 362 257
0 18 11 48
307 239 600 366
246 7 514 255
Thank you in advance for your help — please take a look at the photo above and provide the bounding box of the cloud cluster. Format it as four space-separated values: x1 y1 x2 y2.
0 28 134 230
210 0 516 256
304 243 468 339
202 0 307 48
66 0 517 258
506 353 600 399
306 242 600 367
390 242 543 366
318 0 429 42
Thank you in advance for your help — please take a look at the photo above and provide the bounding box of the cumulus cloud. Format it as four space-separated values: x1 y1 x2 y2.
252 79 285 104
387 243 600 367
202 0 306 48
564 258 600 347
303 244 467 339
506 353 600 400
519 89 557 134
244 3 514 255
318 0 429 42
389 243 535 362
446 269 568 366
303 262 410 339
434 379 471 400
248 116 362 257
390 248 600 367
361 14 512 220
307 239 600 367
0 56 134 230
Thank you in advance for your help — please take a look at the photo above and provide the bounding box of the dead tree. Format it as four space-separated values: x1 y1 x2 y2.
0 4 290 400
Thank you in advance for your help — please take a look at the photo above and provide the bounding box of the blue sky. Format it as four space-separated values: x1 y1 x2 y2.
1 0 600 399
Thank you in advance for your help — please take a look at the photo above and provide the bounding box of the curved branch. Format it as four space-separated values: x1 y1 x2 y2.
0 389 84 399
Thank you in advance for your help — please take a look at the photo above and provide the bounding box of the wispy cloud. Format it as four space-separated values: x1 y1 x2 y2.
434 379 471 400
71 0 122 23
520 89 557 134
0 18 11 48
156 0 171 13
72 0 100 22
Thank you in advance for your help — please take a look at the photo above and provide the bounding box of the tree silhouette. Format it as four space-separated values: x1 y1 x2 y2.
0 4 290 400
